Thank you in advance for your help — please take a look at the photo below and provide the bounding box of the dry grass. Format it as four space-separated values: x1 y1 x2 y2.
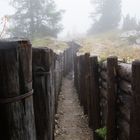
78 31 140 62
32 37 69 54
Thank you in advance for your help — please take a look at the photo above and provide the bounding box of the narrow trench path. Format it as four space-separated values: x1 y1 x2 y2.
55 73 93 140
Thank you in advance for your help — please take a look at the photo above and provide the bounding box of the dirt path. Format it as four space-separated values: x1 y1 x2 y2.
55 74 93 140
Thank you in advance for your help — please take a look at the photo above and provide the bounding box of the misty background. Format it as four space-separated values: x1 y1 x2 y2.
0 0 140 39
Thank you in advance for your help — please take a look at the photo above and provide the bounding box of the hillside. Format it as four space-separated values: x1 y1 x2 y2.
32 37 69 54
78 31 140 62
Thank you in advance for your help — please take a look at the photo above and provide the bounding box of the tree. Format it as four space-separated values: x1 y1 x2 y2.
122 14 138 31
9 0 63 39
89 0 121 33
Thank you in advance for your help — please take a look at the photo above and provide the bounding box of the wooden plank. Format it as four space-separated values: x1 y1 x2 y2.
106 56 118 140
0 40 36 140
130 60 140 140
118 63 132 82
100 98 108 126
90 56 101 140
100 87 108 99
79 55 85 106
99 61 107 71
99 80 107 90
118 118 130 140
33 47 56 140
77 56 82 103
81 54 88 114
74 55 78 89
118 94 131 123
100 71 107 81
118 80 132 95
84 53 90 117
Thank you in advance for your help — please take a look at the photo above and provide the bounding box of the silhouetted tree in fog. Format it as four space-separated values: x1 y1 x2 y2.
122 14 138 31
89 0 122 34
9 0 63 39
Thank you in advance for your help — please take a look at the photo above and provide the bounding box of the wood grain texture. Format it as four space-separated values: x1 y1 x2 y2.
0 40 36 140
130 60 140 140
106 56 118 140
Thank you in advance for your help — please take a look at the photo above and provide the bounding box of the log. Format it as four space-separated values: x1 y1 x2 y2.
89 56 101 139
118 96 131 123
81 54 88 114
106 56 118 140
100 87 108 99
0 39 36 140
118 94 131 123
74 55 78 89
100 71 107 81
118 80 132 95
79 55 85 106
100 98 108 126
84 53 91 122
118 118 130 140
99 61 107 71
33 47 54 140
99 80 107 90
130 60 140 140
118 63 132 82
63 50 66 76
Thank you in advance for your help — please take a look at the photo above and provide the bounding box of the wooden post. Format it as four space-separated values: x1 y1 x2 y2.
83 53 90 115
33 47 55 140
74 55 78 89
0 40 36 140
130 60 140 140
90 56 101 139
63 50 66 76
76 56 80 96
106 56 118 140
84 53 92 126
79 55 84 106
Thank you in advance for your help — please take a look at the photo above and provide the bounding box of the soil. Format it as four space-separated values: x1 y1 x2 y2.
54 74 93 140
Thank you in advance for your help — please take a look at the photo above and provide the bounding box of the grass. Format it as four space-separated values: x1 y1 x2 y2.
78 30 140 62
32 37 69 54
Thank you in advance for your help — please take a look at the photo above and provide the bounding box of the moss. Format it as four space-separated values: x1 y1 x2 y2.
95 126 107 140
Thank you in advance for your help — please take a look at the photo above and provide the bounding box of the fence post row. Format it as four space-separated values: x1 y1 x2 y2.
0 40 80 140
2 41 140 140
0 40 36 140
74 47 140 140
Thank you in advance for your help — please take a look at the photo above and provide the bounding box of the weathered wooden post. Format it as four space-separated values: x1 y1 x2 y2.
106 56 118 140
80 55 88 114
74 55 78 89
130 60 140 140
0 39 36 140
77 55 84 106
82 53 90 115
33 47 55 140
75 55 80 96
84 53 92 126
90 56 101 139
54 54 63 112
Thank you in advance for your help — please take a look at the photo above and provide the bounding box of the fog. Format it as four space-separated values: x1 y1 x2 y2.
0 0 140 38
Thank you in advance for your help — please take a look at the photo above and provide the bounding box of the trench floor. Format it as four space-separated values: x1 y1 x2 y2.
54 73 93 140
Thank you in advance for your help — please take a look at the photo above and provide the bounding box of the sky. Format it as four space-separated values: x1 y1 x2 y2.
0 0 140 37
